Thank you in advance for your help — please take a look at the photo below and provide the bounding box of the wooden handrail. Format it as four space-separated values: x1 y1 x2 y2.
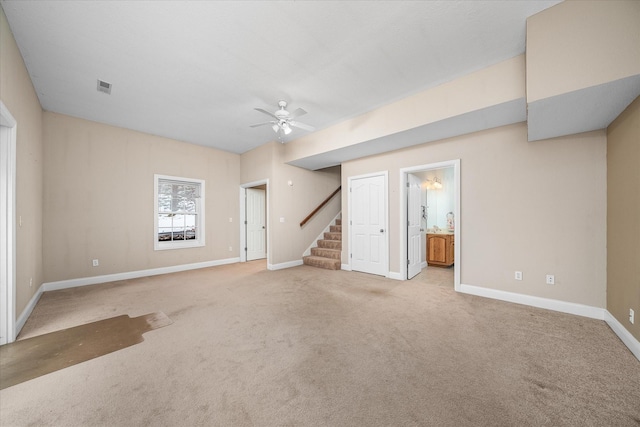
299 186 341 227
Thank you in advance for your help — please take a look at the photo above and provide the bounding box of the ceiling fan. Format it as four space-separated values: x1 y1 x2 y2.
250 100 315 137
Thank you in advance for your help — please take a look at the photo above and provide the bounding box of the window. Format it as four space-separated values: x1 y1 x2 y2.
154 174 205 250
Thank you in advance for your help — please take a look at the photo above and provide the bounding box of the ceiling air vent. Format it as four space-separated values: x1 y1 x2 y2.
97 79 112 94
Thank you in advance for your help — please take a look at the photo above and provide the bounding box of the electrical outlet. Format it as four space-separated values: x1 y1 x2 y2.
92 259 99 267
228 246 232 252
515 271 523 281
630 309 635 325
29 277 32 288
229 217 233 222
546 274 555 285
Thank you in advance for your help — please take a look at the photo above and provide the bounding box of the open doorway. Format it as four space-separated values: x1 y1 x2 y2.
400 160 460 291
240 179 269 265
1 101 17 345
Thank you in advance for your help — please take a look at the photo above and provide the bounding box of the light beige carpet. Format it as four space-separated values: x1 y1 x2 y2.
1 261 639 426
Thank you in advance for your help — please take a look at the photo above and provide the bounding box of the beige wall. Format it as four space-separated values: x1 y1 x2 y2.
285 55 525 165
43 112 240 282
1 8 44 316
240 140 275 186
342 123 607 308
527 0 640 103
241 142 341 266
607 96 640 340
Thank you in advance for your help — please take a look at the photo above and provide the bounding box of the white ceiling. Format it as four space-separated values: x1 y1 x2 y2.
1 0 560 155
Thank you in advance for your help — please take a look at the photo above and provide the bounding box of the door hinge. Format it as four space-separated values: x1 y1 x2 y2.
406 182 410 187
407 259 410 266
244 220 247 224
349 187 352 192
244 247 247 251
407 220 410 227
350 253 352 259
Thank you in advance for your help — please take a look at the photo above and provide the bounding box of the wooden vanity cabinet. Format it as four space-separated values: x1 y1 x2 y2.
427 233 454 267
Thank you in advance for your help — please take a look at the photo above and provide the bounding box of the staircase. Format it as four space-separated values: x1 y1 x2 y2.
303 219 342 270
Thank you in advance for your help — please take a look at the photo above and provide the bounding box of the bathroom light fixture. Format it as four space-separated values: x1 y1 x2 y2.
425 177 443 190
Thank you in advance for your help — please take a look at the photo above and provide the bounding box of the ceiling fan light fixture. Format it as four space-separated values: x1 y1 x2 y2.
253 101 314 137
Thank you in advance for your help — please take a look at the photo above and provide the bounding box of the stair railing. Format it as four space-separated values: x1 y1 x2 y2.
299 186 341 227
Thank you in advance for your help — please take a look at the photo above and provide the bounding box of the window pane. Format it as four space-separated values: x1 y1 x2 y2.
158 213 173 241
185 215 196 240
158 193 172 212
177 198 196 213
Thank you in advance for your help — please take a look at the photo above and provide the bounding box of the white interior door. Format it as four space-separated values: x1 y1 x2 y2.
246 188 266 261
407 174 422 279
351 174 387 276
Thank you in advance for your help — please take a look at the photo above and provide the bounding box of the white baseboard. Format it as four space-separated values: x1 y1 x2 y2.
387 271 403 281
459 282 640 362
459 283 606 320
268 259 303 270
15 283 45 337
43 257 240 292
604 311 640 361
420 261 428 269
341 264 351 271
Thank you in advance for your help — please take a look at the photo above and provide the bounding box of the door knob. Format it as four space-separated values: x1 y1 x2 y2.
380 229 385 233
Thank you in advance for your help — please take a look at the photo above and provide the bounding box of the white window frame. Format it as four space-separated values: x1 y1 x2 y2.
154 174 205 251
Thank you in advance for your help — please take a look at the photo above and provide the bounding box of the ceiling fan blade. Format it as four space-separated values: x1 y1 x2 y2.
289 108 307 119
255 108 278 119
290 121 315 132
249 121 276 128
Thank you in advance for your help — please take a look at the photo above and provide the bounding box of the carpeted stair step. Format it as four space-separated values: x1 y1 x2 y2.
318 239 342 249
311 247 341 260
324 231 342 241
303 255 341 270
335 219 341 226
330 225 342 233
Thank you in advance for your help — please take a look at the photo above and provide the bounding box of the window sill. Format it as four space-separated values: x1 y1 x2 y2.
154 240 205 251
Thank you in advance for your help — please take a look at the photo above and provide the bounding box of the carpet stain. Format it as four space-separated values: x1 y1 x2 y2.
169 305 197 317
527 378 563 394
367 288 390 296
0 312 172 390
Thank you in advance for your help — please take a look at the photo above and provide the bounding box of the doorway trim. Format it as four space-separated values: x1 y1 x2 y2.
399 159 460 290
239 179 270 265
347 170 389 277
1 100 17 345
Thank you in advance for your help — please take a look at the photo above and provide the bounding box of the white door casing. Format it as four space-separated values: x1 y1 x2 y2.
350 173 388 276
246 188 266 261
0 101 17 345
407 173 422 279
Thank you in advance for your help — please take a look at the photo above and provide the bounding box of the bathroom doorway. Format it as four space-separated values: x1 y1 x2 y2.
400 160 460 290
